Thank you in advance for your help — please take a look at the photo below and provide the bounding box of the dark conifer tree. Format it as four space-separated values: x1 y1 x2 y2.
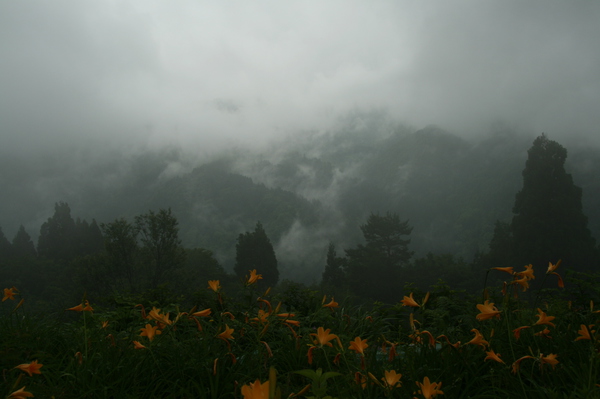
37 202 76 260
345 212 413 302
0 227 12 259
234 222 279 288
102 218 139 291
321 243 346 287
12 225 37 258
74 218 104 257
135 208 186 288
490 134 598 271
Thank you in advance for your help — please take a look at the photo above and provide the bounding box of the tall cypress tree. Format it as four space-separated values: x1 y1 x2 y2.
0 227 12 259
494 134 597 271
12 225 37 258
37 202 76 260
234 222 279 288
321 242 346 288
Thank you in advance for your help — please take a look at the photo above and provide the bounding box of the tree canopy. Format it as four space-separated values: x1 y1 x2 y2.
490 134 598 271
234 222 279 288
345 212 413 302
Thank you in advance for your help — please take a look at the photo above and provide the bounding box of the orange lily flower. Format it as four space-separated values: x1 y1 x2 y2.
218 324 235 341
420 330 437 347
437 335 460 349
540 353 559 369
8 386 34 399
491 267 514 275
382 370 402 389
349 336 368 355
252 309 270 324
550 272 565 288
476 300 501 321
534 327 552 339
517 264 535 280
575 324 595 341
322 296 339 309
513 326 530 340
241 379 269 399
133 340 146 349
466 328 489 349
139 324 162 341
400 292 419 308
67 300 93 312
14 360 43 376
355 372 368 389
277 312 295 318
534 308 555 327
147 307 172 326
208 280 221 292
101 320 109 329
284 319 300 327
512 276 530 292
546 260 561 274
192 308 212 317
246 269 263 285
2 287 18 301
310 327 340 348
484 349 505 364
415 376 444 398
511 355 534 373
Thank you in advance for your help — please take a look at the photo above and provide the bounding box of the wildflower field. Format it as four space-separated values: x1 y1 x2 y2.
2 262 600 398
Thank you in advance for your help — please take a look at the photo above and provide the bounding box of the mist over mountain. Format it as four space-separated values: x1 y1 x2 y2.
2 112 600 284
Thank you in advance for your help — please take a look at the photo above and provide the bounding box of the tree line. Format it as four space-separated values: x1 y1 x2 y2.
1 134 598 307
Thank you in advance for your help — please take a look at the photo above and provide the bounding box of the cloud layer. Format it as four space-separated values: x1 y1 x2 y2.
1 1 599 154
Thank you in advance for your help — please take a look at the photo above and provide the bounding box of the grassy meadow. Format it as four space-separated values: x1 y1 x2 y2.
2 262 600 398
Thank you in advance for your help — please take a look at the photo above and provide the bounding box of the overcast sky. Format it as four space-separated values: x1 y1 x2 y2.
1 1 599 155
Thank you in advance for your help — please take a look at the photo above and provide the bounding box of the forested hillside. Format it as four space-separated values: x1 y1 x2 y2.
1 115 600 285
